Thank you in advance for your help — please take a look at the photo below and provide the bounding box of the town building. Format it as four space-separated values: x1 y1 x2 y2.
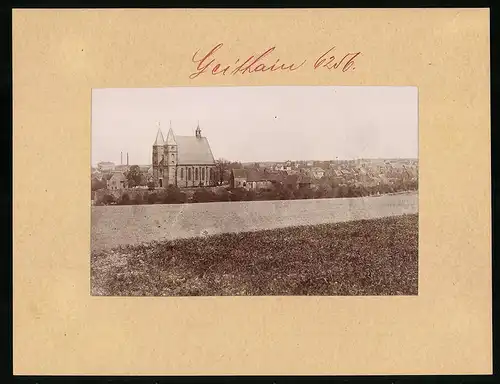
273 161 292 172
231 169 248 188
310 167 325 179
152 122 216 188
97 161 115 172
106 171 127 190
230 169 312 191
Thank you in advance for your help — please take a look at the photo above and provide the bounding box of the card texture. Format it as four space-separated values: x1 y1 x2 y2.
13 9 491 375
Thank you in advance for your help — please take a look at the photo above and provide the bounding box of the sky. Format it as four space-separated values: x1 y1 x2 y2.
91 86 418 166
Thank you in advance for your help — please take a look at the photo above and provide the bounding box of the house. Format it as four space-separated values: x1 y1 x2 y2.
310 167 325 179
245 169 279 190
283 174 313 189
97 161 115 172
333 169 343 177
230 169 312 191
107 171 127 190
229 169 281 190
102 173 113 184
91 168 102 179
230 169 248 188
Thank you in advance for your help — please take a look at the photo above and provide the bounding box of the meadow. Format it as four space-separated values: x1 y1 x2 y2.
91 213 419 296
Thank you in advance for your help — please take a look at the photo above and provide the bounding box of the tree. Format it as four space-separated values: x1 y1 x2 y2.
133 194 144 205
294 186 315 200
138 172 148 186
316 184 333 199
147 193 158 204
126 165 142 188
102 194 115 205
213 159 244 185
147 181 155 191
91 177 107 191
339 185 350 197
193 188 217 203
214 158 230 184
217 188 231 202
229 188 247 201
331 186 341 198
247 189 257 201
163 185 186 204
119 193 131 205
274 183 295 200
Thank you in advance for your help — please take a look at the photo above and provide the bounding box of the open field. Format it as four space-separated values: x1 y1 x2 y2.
91 214 418 296
91 192 418 251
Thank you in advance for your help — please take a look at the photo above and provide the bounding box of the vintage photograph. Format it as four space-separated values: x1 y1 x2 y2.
91 86 418 296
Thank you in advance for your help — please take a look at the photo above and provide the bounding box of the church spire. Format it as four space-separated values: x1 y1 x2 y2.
166 120 177 145
153 121 164 146
195 120 201 138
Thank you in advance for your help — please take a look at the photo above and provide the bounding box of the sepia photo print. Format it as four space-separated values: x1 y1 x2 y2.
91 86 418 296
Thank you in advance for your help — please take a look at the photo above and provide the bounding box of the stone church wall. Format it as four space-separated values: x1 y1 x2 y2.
176 165 216 188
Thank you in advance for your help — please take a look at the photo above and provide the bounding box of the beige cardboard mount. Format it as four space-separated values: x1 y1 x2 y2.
13 9 491 375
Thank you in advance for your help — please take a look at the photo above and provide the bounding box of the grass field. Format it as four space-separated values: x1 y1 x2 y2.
91 192 418 251
91 213 418 296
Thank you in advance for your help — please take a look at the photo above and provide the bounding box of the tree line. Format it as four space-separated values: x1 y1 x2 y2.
96 179 418 206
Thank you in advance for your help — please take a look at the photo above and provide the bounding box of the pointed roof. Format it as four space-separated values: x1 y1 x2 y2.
166 125 177 145
232 169 247 178
154 127 165 146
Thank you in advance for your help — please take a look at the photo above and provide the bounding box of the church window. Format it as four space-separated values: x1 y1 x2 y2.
195 168 199 180
188 168 192 180
180 168 184 179
202 168 205 180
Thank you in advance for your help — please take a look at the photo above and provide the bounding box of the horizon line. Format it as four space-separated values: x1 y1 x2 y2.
91 157 419 167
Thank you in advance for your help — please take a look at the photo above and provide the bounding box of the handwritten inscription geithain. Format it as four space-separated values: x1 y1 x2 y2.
189 43 361 79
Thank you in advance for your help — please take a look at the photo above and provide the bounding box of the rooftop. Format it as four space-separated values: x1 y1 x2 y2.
153 123 215 165
175 135 215 165
153 127 165 146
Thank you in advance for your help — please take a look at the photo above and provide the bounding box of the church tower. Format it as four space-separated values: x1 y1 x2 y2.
165 121 178 186
152 122 165 187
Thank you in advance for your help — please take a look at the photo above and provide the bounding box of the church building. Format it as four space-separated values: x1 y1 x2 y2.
152 122 216 188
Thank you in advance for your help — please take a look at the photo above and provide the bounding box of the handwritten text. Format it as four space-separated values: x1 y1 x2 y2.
189 43 361 79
